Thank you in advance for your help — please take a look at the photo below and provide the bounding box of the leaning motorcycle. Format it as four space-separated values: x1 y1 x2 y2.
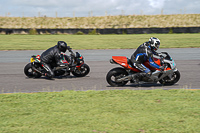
24 48 90 78
106 52 180 87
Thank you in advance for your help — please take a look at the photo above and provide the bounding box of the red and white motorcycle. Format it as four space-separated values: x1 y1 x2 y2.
106 52 180 87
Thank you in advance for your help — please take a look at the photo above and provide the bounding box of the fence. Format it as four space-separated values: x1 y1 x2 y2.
1 27 200 35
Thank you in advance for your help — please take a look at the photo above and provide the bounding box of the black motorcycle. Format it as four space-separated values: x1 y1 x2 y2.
24 48 90 78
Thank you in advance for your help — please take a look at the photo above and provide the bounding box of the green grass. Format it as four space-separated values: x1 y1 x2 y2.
0 89 200 132
0 34 200 50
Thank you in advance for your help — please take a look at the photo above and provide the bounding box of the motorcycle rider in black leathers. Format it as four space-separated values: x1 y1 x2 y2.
40 41 68 78
131 37 164 79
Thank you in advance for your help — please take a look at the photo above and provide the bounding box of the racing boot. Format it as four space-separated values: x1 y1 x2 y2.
44 72 53 79
131 73 141 83
64 71 70 77
140 71 152 82
132 71 152 83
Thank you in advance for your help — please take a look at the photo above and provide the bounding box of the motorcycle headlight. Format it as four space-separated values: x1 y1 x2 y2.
77 58 83 64
171 60 176 69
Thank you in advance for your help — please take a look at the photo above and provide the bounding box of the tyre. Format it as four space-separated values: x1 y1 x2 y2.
159 70 180 85
106 67 128 87
72 64 90 77
24 63 42 78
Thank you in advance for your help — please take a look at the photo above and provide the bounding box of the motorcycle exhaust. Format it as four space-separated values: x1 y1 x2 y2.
55 66 69 71
116 74 134 82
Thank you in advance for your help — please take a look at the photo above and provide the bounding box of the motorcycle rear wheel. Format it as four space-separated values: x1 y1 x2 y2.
159 70 180 85
106 67 128 87
72 64 90 77
24 63 42 78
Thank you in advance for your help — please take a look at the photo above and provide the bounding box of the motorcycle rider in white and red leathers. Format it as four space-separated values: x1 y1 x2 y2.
40 41 68 78
131 37 164 79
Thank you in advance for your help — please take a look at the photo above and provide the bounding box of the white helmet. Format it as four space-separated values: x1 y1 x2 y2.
149 37 160 51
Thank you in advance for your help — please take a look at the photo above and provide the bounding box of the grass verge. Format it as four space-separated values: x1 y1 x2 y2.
0 34 200 50
0 89 200 132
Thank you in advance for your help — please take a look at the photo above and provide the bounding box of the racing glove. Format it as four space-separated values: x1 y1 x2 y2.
156 53 164 58
67 46 72 52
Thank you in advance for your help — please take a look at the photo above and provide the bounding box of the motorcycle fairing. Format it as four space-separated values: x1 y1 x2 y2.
143 57 161 71
111 56 170 72
150 69 173 81
164 59 176 70
149 56 177 82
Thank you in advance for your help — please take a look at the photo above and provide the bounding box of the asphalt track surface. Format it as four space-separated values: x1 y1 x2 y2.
0 48 200 93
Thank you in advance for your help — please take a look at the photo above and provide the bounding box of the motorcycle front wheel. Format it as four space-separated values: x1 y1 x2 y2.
106 67 128 87
72 64 90 77
159 70 180 85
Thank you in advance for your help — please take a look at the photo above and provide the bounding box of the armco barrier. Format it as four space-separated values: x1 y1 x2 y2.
0 27 200 34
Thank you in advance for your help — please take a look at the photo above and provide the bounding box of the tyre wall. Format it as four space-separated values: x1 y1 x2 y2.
0 27 200 34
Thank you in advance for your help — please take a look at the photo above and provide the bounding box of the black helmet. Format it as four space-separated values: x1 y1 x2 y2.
57 41 67 52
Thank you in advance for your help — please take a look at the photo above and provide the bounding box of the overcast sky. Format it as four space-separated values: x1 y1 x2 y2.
0 0 199 17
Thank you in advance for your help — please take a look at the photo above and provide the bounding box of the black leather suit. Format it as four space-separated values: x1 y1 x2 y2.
40 45 64 78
